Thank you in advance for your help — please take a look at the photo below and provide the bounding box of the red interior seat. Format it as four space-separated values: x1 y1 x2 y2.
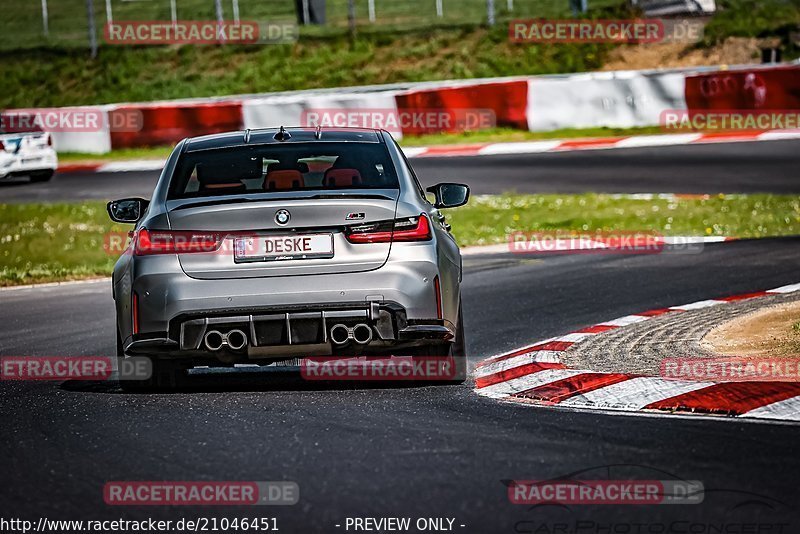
324 168 362 187
265 170 305 190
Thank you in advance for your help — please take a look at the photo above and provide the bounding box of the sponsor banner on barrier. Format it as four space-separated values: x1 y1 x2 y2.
661 357 800 382
509 19 703 44
661 109 800 131
104 21 297 45
301 356 459 381
301 108 495 135
507 231 705 255
103 481 298 506
508 480 704 505
685 66 800 111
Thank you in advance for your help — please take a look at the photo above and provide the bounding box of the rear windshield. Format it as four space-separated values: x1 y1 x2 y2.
168 142 399 200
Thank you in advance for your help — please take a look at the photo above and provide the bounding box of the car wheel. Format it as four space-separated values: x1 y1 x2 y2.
116 327 188 392
117 327 148 392
407 303 466 384
30 170 54 183
447 304 467 384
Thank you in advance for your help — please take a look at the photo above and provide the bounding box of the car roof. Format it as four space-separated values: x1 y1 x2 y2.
184 127 384 152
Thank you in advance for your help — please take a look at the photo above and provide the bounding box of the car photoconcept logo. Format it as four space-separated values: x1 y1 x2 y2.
275 209 291 226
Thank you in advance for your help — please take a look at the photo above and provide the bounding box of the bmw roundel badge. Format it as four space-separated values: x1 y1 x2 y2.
275 209 291 226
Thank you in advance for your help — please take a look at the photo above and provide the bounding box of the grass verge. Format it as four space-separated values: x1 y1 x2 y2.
2 194 799 287
0 26 614 109
3 2 799 108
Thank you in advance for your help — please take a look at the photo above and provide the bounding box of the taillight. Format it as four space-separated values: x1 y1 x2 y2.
134 228 223 256
0 141 5 151
346 214 432 244
46 134 53 147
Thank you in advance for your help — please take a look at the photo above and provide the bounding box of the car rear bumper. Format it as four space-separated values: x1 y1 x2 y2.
0 152 57 179
117 250 456 356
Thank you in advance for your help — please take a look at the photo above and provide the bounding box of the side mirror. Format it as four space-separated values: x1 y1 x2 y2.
426 183 470 209
107 198 148 224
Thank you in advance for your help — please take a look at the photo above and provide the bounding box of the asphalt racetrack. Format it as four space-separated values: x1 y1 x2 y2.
2 237 800 530
1 139 799 202
1 139 799 531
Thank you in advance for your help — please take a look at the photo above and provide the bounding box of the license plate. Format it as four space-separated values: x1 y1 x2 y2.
234 234 334 262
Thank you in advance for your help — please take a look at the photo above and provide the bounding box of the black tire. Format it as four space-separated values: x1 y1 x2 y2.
117 328 148 392
448 304 467 384
117 328 188 392
408 304 467 384
30 170 54 183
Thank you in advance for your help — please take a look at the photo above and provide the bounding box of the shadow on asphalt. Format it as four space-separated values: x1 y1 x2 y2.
58 366 464 395
0 178 34 187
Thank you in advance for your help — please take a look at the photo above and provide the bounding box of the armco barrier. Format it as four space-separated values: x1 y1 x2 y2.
10 62 798 155
52 107 112 154
109 101 244 148
527 70 687 131
685 64 800 111
395 80 529 133
242 92 402 138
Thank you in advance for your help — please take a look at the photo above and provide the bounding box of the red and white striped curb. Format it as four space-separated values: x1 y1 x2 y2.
474 283 800 422
462 235 736 256
403 130 800 159
58 159 166 174
56 129 800 174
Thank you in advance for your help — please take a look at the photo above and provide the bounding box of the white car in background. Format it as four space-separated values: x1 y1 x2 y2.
0 126 57 183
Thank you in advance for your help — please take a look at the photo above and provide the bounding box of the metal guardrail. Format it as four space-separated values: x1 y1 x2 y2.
1 0 621 52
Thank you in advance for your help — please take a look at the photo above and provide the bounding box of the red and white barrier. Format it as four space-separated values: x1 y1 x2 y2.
685 64 800 111
395 79 529 133
526 69 687 131
109 101 243 149
13 62 799 154
242 91 402 137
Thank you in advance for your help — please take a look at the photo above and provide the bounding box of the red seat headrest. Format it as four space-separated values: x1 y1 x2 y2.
324 168 362 187
265 170 305 191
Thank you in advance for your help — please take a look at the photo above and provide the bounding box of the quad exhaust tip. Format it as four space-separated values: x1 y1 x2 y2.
203 329 248 351
226 330 248 351
352 324 373 345
330 324 374 346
